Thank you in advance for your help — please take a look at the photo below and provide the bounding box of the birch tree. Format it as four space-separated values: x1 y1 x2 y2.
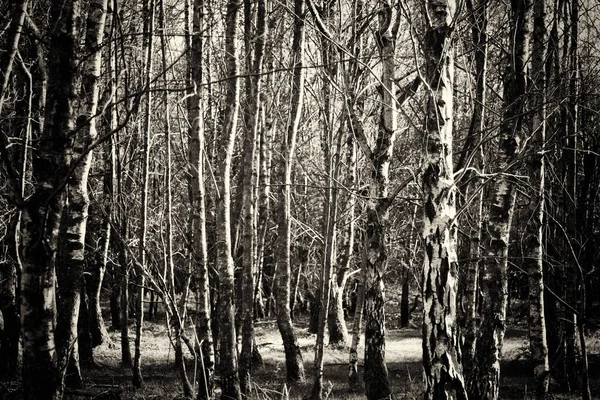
421 0 468 398
239 0 267 393
459 0 487 394
187 0 215 397
274 0 306 382
0 0 29 382
475 1 530 398
525 0 550 396
132 0 155 388
216 0 242 395
359 2 399 398
55 0 108 388
19 0 81 397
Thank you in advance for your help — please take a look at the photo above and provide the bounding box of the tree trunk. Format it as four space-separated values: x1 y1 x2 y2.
474 1 530 399
87 0 118 347
525 0 550 397
239 0 266 393
20 0 81 397
0 0 28 117
0 9 30 370
274 0 306 384
330 125 357 344
216 0 242 396
543 0 568 388
119 222 132 366
187 0 216 397
55 0 108 387
360 3 399 399
255 100 274 321
311 188 336 400
348 270 365 389
345 0 364 388
311 94 342 399
459 1 487 395
399 279 409 328
132 0 155 388
328 271 349 346
421 1 467 399
158 1 194 395
78 282 94 366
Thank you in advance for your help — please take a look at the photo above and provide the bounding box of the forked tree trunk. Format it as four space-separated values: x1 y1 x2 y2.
20 0 81 398
475 1 530 399
55 0 107 389
187 0 216 397
216 0 242 396
525 0 550 397
328 271 349 346
360 3 399 399
274 0 306 384
421 1 467 399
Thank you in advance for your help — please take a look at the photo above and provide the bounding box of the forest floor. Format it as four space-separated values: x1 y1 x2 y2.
1 312 599 399
65 315 600 399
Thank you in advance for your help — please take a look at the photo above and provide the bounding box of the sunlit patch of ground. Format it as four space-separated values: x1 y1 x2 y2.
1 315 598 399
76 316 598 399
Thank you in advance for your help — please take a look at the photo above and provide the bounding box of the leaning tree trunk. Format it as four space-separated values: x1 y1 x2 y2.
187 0 215 397
20 0 81 398
421 1 468 399
0 0 28 116
274 0 306 384
329 133 356 346
215 0 242 396
87 0 118 349
474 1 530 399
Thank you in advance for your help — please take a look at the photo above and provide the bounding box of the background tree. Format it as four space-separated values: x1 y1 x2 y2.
215 0 242 396
274 0 306 383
